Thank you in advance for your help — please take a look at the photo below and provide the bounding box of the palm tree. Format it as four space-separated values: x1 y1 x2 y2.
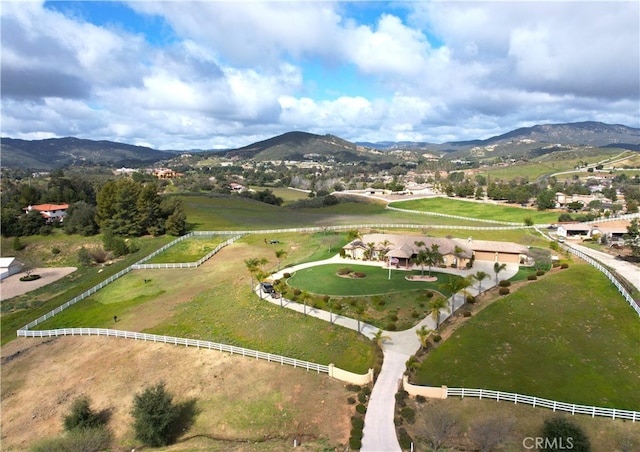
366 242 376 260
411 250 429 276
416 325 433 351
354 303 366 332
372 329 391 347
493 262 507 284
244 258 260 290
301 291 311 316
472 271 489 294
453 245 465 269
425 244 444 276
440 276 472 314
379 239 393 259
275 249 287 271
428 297 449 330
405 355 420 376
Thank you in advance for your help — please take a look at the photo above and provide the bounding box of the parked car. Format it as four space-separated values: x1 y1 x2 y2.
260 282 276 294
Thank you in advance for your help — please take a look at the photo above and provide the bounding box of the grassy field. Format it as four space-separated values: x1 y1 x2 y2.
147 236 227 263
414 261 640 410
390 197 560 224
180 193 503 231
30 234 375 373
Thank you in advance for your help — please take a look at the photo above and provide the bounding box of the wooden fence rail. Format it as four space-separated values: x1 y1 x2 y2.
447 387 638 421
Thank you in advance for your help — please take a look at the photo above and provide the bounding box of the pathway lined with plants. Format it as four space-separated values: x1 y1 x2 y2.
264 257 515 452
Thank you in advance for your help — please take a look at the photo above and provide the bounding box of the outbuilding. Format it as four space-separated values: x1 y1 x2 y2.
0 257 23 281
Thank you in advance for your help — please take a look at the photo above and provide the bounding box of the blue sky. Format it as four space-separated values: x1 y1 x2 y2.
2 1 639 150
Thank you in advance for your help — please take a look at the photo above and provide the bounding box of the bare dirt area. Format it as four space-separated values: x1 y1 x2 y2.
1 336 354 451
0 267 77 301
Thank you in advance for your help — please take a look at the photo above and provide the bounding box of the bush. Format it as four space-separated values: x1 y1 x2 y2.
499 280 511 287
346 384 361 392
360 386 371 396
283 272 291 278
77 247 93 267
293 288 301 296
358 392 367 403
395 390 409 403
355 404 367 414
499 287 510 295
347 396 356 405
542 416 591 452
323 295 330 302
536 270 546 276
463 311 472 318
30 427 113 452
389 314 399 322
411 311 419 318
338 267 352 275
561 263 569 269
378 299 386 306
20 274 41 282
386 322 397 331
400 407 415 424
426 290 434 298
351 416 364 430
527 274 538 281
12 237 25 251
415 395 427 403
349 436 362 450
433 334 442 342
131 382 179 447
353 271 366 278
52 247 61 255
64 396 104 432
398 428 413 450
350 428 363 440
466 295 476 304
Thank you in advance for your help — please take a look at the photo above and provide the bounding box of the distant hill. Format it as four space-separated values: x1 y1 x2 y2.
361 121 640 159
0 137 174 170
223 131 387 162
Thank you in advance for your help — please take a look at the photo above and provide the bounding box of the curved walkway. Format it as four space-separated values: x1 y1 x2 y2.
263 256 519 452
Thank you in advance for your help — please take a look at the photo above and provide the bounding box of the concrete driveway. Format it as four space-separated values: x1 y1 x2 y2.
0 267 77 300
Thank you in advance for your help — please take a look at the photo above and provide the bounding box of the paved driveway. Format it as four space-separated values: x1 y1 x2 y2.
0 267 77 300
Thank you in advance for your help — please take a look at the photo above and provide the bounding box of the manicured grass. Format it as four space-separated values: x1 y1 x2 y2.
390 197 560 224
288 264 456 297
147 236 226 263
414 261 640 410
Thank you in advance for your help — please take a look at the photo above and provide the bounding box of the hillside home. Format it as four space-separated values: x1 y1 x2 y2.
342 234 530 269
23 203 69 222
556 220 630 241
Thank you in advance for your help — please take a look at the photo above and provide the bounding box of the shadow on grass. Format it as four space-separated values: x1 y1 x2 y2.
169 398 200 443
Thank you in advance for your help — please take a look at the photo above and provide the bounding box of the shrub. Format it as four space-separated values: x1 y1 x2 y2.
358 392 367 403
347 397 356 405
30 427 113 452
355 404 367 414
350 428 363 440
386 323 397 331
426 290 434 298
90 248 109 264
395 391 409 403
77 247 93 267
378 299 386 306
131 382 179 447
63 396 104 432
389 314 399 322
499 287 510 295
400 407 415 424
561 263 569 269
283 272 291 278
536 270 546 276
466 295 476 304
338 267 352 275
542 416 591 452
394 416 403 426
346 384 361 392
398 428 413 449
349 436 362 450
12 237 25 251
433 334 442 342
20 274 41 281
293 288 301 296
463 311 472 318
415 395 427 403
360 386 371 396
411 311 419 318
323 295 330 302
527 274 538 280
499 280 511 287
52 247 61 255
353 271 366 278
351 416 364 430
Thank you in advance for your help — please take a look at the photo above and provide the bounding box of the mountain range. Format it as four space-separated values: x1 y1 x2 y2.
1 121 638 170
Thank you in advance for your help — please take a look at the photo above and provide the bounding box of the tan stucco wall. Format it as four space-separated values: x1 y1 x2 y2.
402 376 448 399
328 364 374 385
474 251 520 264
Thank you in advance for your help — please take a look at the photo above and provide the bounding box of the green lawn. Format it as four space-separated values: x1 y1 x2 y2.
390 197 560 224
415 261 640 410
287 264 457 297
147 236 226 263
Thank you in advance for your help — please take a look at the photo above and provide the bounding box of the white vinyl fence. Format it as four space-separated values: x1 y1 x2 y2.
447 387 639 422
17 328 330 374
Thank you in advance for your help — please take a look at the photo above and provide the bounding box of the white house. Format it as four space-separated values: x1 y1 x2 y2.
23 203 69 222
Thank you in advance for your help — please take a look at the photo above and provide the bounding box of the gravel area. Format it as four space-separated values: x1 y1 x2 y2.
0 267 77 300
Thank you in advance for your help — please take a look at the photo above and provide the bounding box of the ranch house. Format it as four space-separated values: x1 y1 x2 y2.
23 203 69 222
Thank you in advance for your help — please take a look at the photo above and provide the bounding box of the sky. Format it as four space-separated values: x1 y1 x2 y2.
1 1 639 150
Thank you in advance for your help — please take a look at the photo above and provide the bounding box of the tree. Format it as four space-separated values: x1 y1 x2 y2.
625 218 640 257
424 244 444 276
63 395 104 432
468 416 514 452
472 271 489 294
439 276 471 314
411 249 429 276
17 208 47 236
275 249 288 270
416 325 433 351
365 242 376 260
136 182 163 235
537 189 557 210
493 262 507 284
416 406 459 452
244 258 260 290
165 207 187 236
354 302 366 332
96 178 142 236
541 416 591 452
428 297 449 330
64 201 98 236
372 329 390 347
405 355 420 375
131 382 179 447
452 245 465 269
